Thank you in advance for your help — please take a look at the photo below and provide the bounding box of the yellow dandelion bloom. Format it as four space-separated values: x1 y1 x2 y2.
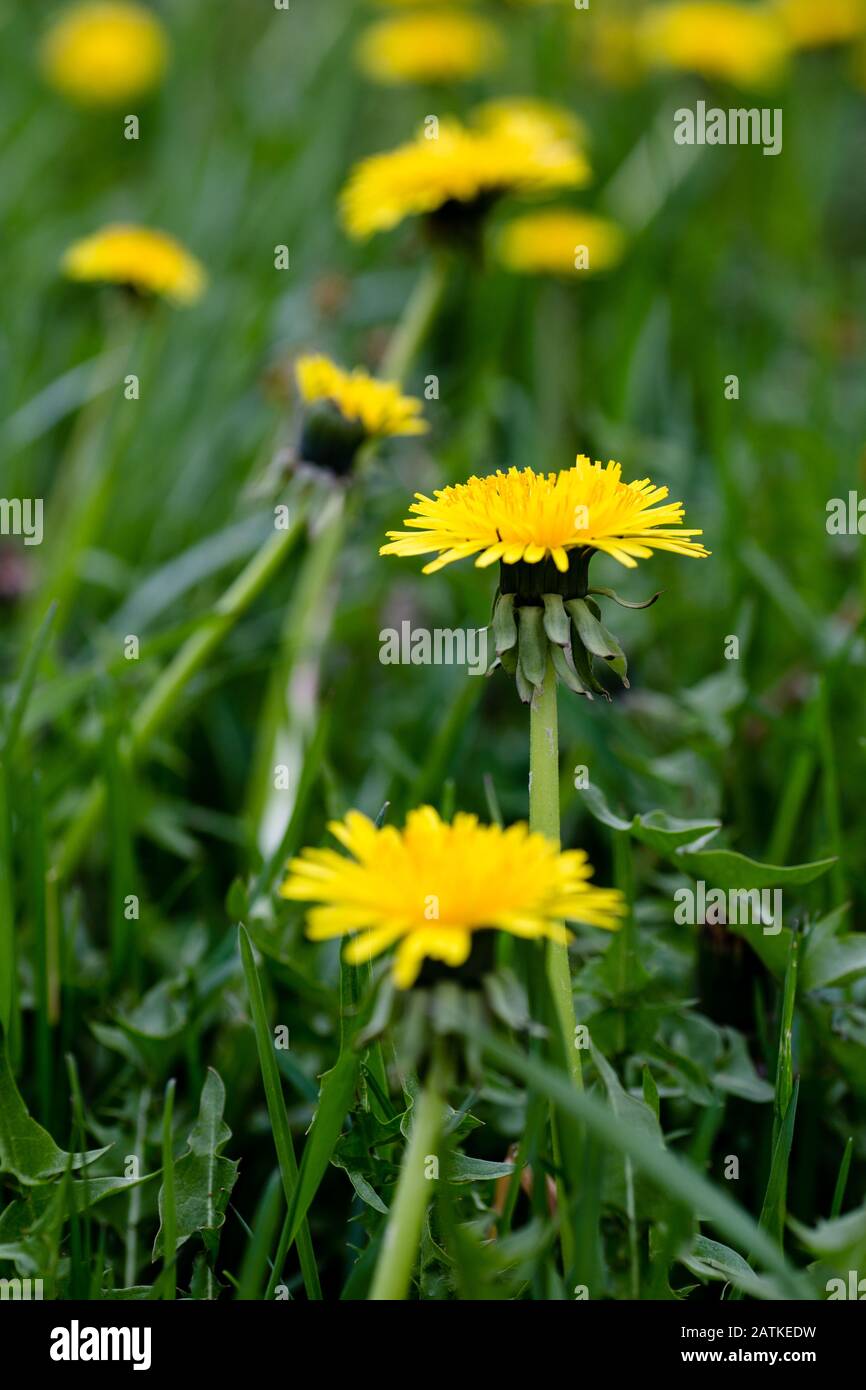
357 10 503 84
381 456 709 574
296 354 428 440
639 2 790 86
282 806 623 989
62 225 206 305
40 2 168 106
341 113 590 240
474 95 588 146
497 209 625 277
774 0 866 46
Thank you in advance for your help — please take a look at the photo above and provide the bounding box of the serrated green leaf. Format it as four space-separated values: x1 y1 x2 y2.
447 1154 515 1183
676 847 837 890
0 1028 109 1184
580 784 721 852
153 1069 238 1261
802 935 866 991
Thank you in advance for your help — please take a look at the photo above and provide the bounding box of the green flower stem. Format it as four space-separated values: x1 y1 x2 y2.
161 1078 177 1301
529 656 583 1093
379 254 450 383
368 1047 449 1301
529 655 582 1274
51 505 307 881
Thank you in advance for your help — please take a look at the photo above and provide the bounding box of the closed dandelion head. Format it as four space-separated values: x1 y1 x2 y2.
41 1 169 106
497 209 625 278
281 805 624 990
638 2 790 86
357 10 503 85
61 224 206 306
340 108 590 243
294 354 428 476
381 456 709 701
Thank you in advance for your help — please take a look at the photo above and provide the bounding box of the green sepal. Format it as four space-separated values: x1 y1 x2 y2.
492 591 518 655
586 598 629 687
497 645 518 676
590 586 662 610
550 640 593 698
566 598 616 659
515 661 535 704
571 630 610 700
516 605 547 687
542 593 571 646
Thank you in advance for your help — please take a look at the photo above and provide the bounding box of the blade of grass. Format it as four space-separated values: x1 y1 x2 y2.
0 757 16 1056
161 1078 177 1300
238 924 321 1300
466 1020 812 1298
236 1169 283 1301
1 600 57 759
26 772 52 1122
830 1136 854 1219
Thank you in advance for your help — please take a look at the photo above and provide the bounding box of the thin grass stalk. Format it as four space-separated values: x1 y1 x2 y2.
51 503 308 880
238 925 322 1300
125 1085 151 1288
368 1046 449 1301
161 1078 177 1300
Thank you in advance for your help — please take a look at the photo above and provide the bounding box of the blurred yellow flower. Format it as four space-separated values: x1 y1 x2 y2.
357 10 503 84
497 209 625 277
40 2 168 106
62 225 206 305
296 354 428 439
639 2 790 85
282 805 623 989
382 457 709 573
774 0 866 46
473 96 587 147
341 112 589 239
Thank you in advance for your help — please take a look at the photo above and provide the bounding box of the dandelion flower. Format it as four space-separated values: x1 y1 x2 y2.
773 0 866 47
281 806 623 988
382 458 709 701
639 2 790 86
341 112 589 240
497 209 625 277
40 2 168 106
294 354 427 475
357 10 503 84
381 456 708 575
62 224 206 305
296 355 428 438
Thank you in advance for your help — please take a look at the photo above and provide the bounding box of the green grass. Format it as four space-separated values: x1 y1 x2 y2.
1 0 865 1302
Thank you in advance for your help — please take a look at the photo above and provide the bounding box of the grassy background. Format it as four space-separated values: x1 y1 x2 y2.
0 0 865 1300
